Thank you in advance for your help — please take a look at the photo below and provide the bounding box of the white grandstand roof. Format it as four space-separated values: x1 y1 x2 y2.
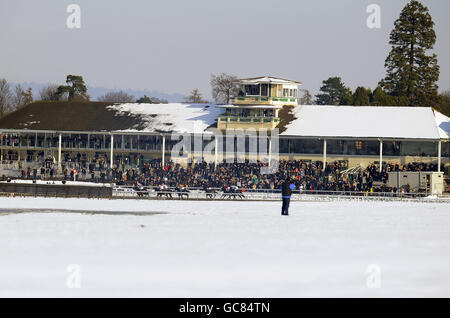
281 105 444 140
433 110 450 139
107 103 225 133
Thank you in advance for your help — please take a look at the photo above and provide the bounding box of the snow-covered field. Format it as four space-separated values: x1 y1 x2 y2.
0 197 449 297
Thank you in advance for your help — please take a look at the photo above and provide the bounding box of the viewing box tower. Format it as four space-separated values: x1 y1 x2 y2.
217 76 302 131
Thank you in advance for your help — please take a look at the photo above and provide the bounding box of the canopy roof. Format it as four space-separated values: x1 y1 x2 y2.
237 76 302 85
433 109 450 139
0 102 448 141
281 105 445 140
0 101 224 133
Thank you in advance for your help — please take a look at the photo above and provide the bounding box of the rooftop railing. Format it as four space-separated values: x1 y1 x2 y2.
233 96 297 104
218 116 279 124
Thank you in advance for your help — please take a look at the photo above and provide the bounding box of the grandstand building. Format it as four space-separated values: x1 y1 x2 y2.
0 86 449 174
217 76 302 131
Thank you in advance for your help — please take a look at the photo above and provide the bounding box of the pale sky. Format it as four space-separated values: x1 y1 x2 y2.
1 0 449 98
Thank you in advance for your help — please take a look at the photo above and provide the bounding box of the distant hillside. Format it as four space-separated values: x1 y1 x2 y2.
13 82 186 103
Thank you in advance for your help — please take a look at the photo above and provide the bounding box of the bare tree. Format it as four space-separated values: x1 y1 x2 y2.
0 79 13 118
442 90 450 99
22 87 33 106
185 88 208 104
13 84 25 108
299 89 313 105
97 90 135 103
210 73 239 104
11 85 34 109
39 84 60 101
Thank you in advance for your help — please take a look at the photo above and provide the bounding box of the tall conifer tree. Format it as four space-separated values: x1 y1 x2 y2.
380 0 439 106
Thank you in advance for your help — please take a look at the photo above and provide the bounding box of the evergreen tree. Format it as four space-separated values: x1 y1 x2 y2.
136 95 168 104
395 96 411 106
57 75 89 101
315 77 352 105
136 95 153 103
435 90 450 117
379 0 439 106
352 87 371 106
370 86 396 106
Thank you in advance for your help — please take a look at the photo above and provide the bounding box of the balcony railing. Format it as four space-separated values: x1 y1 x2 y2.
233 96 297 104
218 116 279 124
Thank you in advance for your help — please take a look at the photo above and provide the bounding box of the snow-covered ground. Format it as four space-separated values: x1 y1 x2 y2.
0 197 449 297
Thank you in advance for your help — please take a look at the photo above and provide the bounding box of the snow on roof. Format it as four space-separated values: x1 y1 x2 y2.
433 110 450 139
281 105 442 140
238 76 302 85
106 103 225 133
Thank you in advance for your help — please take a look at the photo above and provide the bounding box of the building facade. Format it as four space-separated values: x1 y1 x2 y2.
217 76 302 131
0 90 449 175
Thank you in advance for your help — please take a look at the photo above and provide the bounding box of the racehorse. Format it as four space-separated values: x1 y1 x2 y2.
133 184 149 198
204 187 216 199
221 186 245 200
155 186 173 199
175 186 190 200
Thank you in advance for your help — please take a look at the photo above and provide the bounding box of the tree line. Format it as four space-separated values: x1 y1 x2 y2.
299 0 449 116
0 75 172 119
1 1 449 118
0 80 33 119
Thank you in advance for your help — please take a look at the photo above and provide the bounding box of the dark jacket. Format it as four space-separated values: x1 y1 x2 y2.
282 180 293 197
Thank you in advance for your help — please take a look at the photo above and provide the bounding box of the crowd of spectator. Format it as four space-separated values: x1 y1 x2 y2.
1 155 444 194
108 158 441 193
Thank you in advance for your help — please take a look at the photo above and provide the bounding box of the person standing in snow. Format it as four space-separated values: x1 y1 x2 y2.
281 177 295 216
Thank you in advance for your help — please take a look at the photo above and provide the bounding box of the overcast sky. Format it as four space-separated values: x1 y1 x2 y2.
1 0 449 99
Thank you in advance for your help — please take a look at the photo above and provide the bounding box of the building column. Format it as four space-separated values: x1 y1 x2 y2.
268 137 272 163
438 140 442 172
379 139 383 173
214 137 218 168
323 138 327 171
58 133 62 167
110 134 114 169
162 135 166 167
